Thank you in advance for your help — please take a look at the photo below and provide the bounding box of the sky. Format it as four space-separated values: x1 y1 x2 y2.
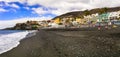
0 0 120 29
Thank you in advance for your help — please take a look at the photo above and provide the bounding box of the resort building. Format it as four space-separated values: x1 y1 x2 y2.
54 18 61 24
108 12 118 21
98 13 110 22
78 16 85 24
108 10 120 21
83 13 98 24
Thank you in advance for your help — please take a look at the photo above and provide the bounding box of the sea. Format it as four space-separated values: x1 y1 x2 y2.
0 30 36 54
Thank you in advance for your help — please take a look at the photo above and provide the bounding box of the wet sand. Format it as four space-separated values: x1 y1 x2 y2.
0 28 120 57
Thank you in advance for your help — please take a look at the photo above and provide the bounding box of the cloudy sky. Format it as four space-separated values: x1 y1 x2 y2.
0 0 120 29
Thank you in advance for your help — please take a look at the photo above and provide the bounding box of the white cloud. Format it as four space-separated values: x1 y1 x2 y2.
0 0 120 16
30 0 94 15
26 0 120 16
0 0 26 3
0 17 52 29
4 2 20 9
32 8 49 15
0 2 19 12
0 8 8 12
24 7 30 10
90 0 120 8
10 4 20 9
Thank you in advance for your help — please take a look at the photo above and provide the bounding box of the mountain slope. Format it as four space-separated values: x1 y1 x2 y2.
53 6 120 19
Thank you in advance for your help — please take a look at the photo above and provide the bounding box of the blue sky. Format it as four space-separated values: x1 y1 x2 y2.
0 0 120 29
0 2 56 20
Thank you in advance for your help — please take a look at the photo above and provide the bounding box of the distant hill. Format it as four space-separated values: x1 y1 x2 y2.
53 6 120 19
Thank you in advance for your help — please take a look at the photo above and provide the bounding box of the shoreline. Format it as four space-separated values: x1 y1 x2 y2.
0 29 120 57
0 30 37 55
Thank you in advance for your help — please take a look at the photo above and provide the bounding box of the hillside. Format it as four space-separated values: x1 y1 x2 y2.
53 6 120 19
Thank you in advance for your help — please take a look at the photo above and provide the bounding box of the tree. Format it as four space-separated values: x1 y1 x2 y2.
26 21 30 24
21 23 27 30
84 9 90 16
32 25 39 30
98 7 108 15
78 15 84 19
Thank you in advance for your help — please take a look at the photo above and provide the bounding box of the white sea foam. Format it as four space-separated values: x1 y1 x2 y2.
0 31 31 54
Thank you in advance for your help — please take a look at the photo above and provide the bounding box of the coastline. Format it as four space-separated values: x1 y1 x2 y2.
0 30 37 55
0 29 120 57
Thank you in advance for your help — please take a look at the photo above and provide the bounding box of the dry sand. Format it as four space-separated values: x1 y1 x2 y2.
0 28 120 57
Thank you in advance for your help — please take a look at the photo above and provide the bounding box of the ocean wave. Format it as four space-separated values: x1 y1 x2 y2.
0 31 31 54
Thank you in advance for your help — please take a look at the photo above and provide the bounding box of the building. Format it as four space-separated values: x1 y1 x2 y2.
98 13 110 22
108 10 120 21
54 18 61 24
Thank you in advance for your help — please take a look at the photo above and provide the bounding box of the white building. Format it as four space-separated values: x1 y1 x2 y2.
48 23 65 28
108 10 120 20
84 13 98 22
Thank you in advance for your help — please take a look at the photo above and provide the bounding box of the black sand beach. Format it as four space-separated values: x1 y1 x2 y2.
0 28 120 57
